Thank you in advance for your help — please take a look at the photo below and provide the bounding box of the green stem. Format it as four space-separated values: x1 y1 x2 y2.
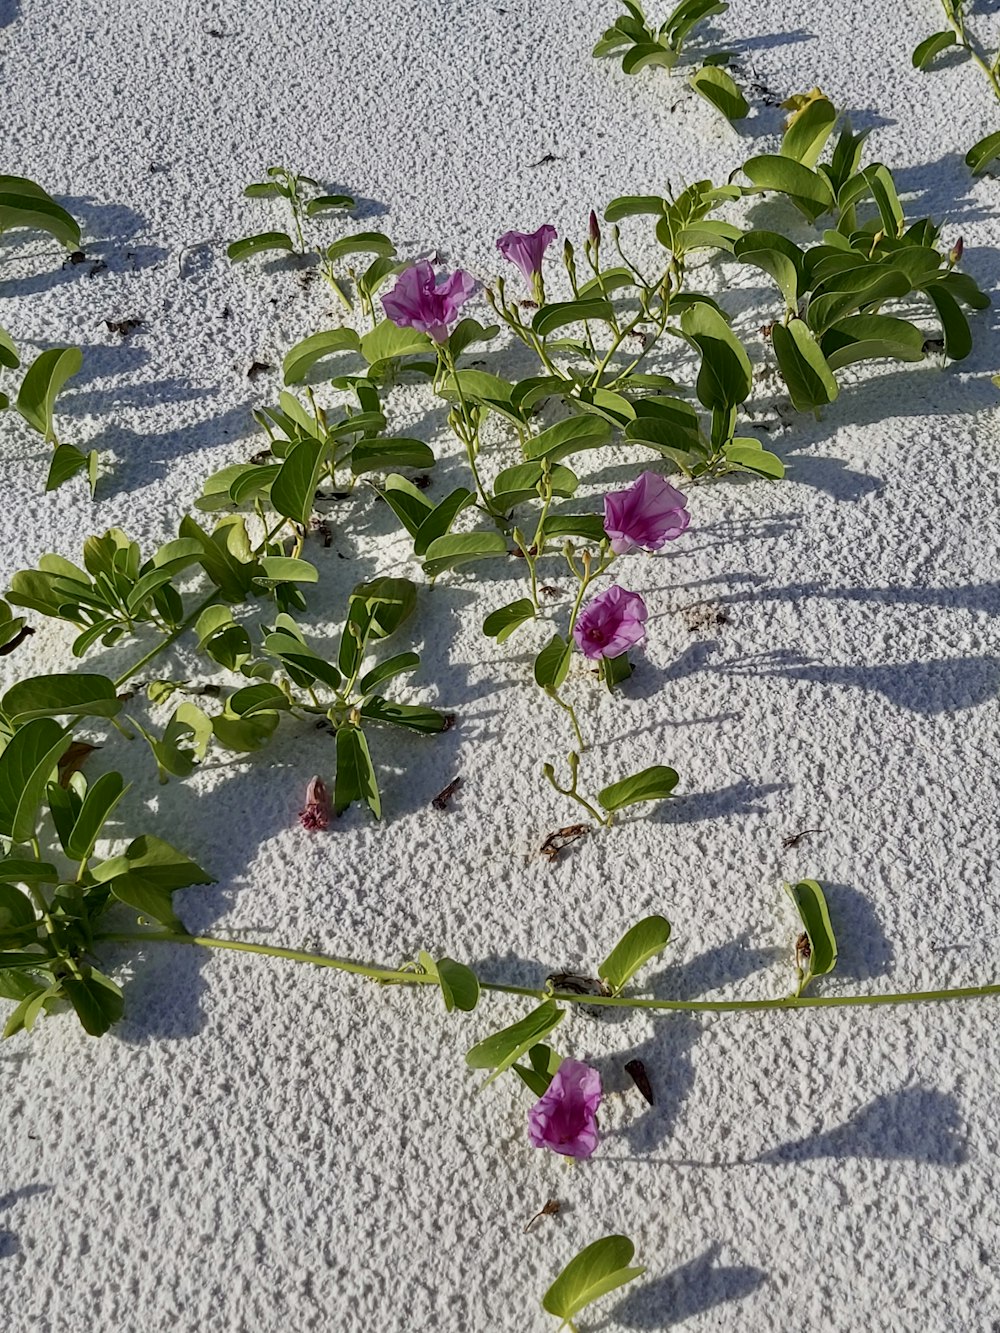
942 2 1000 99
439 347 500 517
95 930 1000 1015
113 591 222 689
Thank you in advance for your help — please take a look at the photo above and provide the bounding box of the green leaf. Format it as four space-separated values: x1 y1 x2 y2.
0 327 19 370
45 443 92 493
326 231 396 264
785 878 838 994
806 266 912 335
483 598 536 644
681 303 752 411
598 915 671 993
780 95 837 167
437 957 480 1013
465 999 564 1087
492 461 578 510
358 652 420 696
226 231 295 262
349 576 417 640
741 155 836 221
447 319 500 360
723 437 785 478
967 130 1000 176
65 771 129 862
305 193 356 216
532 301 615 339
263 631 343 691
379 473 434 536
0 188 80 248
1 673 121 726
358 697 450 734
543 514 608 543
63 969 123 1037
542 1235 646 1322
0 884 36 934
924 281 973 360
270 436 328 527
733 230 805 308
598 764 678 812
412 488 474 557
820 314 926 370
771 320 839 413
912 30 956 68
689 65 748 121
334 725 381 818
350 438 434 474
524 415 613 464
622 40 676 73
16 346 82 440
0 858 58 884
361 318 433 366
422 531 508 580
282 328 361 384
94 835 213 929
0 719 68 844
534 635 571 690
603 195 666 223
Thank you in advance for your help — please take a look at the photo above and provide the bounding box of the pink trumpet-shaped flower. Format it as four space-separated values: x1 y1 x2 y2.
603 471 690 555
382 262 476 343
299 776 330 831
527 1058 602 1159
573 585 648 660
496 224 558 287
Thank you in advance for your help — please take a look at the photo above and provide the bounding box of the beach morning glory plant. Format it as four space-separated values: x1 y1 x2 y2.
497 224 558 303
382 262 476 342
528 1058 603 1159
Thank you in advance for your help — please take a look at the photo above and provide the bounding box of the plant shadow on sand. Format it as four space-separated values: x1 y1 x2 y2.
0 1184 52 1262
610 1241 769 1330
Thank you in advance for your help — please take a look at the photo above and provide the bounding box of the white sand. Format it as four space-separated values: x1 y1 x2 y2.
2 0 1000 1328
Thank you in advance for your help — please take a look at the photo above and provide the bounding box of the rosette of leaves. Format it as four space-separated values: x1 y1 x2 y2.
157 576 451 816
594 0 748 123
0 713 212 1037
197 380 434 528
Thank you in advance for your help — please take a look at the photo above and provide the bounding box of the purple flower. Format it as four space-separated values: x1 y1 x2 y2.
496 225 557 288
299 777 330 831
603 471 690 555
527 1058 602 1159
573 585 648 660
382 262 475 343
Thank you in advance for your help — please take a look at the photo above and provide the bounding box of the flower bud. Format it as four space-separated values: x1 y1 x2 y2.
589 210 601 245
949 236 964 265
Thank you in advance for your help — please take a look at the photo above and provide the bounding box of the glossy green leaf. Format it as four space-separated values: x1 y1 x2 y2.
65 771 129 862
924 281 973 359
422 531 508 579
780 95 837 167
820 314 926 370
967 130 1000 176
63 969 123 1037
597 764 678 812
542 1235 646 1322
282 328 361 384
524 415 613 463
226 231 295 262
252 556 319 588
412 488 474 557
806 267 911 334
446 319 500 359
465 999 564 1087
350 438 434 474
270 436 328 527
733 230 805 308
681 303 752 411
741 155 836 221
543 514 608 543
603 195 665 223
534 634 572 690
0 188 80 248
912 30 956 68
357 652 420 696
334 725 381 818
305 193 355 216
358 697 450 734
326 231 395 263
532 301 615 339
379 473 434 536
483 598 536 643
689 65 748 121
771 319 839 413
0 884 36 934
437 957 480 1013
724 437 785 477
361 318 433 366
0 327 19 370
1 673 121 726
16 346 82 440
598 914 672 993
785 878 838 994
0 719 68 844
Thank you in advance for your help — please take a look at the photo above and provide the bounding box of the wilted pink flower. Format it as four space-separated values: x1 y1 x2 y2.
573 585 648 660
382 262 475 343
299 777 330 831
527 1058 602 1159
603 471 690 554
496 225 557 286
